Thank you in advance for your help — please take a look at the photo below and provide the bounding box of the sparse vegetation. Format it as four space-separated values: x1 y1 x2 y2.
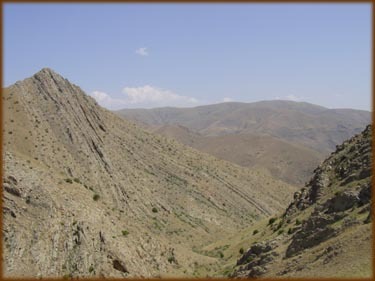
4 68 371 278
167 256 176 264
268 217 277 225
245 255 253 263
65 178 73 184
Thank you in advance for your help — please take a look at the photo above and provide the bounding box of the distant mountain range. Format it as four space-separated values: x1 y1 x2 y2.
116 101 370 186
116 101 370 153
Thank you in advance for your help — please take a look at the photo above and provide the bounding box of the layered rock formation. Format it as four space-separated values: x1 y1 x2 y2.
232 125 372 278
2 68 296 277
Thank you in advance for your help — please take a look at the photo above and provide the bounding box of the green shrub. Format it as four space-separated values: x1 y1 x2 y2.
253 229 259 235
276 222 283 230
219 251 224 258
122 230 129 236
88 265 94 273
278 229 284 235
167 256 176 263
65 178 73 184
288 228 293 235
268 217 277 225
245 256 253 263
295 219 301 225
152 207 158 213
239 247 244 254
334 190 342 196
93 194 100 201
73 178 81 184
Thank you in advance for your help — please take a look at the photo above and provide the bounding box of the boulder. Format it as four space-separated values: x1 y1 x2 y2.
248 266 267 277
3 183 21 197
358 183 371 206
325 191 359 213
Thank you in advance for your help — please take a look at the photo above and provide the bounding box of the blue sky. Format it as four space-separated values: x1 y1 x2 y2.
4 3 372 110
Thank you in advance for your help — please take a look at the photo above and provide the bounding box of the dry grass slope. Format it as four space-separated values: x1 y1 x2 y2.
153 124 324 186
2 68 296 278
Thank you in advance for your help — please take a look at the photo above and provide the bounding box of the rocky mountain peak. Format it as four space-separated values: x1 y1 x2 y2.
34 67 58 77
31 67 66 87
3 69 297 278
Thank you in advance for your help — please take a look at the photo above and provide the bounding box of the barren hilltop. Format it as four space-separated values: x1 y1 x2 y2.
3 68 295 277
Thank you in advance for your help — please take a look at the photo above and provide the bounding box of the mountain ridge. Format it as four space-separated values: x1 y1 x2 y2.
116 100 370 154
152 124 325 186
2 68 297 277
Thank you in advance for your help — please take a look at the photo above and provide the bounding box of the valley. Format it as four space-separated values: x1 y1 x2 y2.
2 69 296 277
116 101 370 186
2 68 372 278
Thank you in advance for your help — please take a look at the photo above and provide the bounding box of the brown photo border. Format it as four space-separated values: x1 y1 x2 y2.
0 1 373 280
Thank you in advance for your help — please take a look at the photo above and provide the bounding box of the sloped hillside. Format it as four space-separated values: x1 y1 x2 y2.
2 68 296 278
153 124 324 186
205 125 372 278
116 101 370 154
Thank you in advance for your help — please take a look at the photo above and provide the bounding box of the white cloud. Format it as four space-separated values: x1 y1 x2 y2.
285 94 302 101
135 47 149 56
222 97 233 102
272 95 306 102
90 91 128 109
91 86 200 109
122 85 199 108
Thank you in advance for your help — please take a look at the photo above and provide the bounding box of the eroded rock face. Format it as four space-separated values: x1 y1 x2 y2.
285 213 339 258
3 176 22 197
358 183 371 206
237 242 273 266
233 125 372 278
234 241 279 277
324 191 359 213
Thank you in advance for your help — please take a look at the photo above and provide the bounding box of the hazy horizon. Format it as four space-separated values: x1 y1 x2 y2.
113 99 372 112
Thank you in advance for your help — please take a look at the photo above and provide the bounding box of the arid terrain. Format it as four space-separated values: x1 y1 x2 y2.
212 125 372 278
117 101 370 186
2 68 372 278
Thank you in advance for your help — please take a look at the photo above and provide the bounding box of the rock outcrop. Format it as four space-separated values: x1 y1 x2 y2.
233 125 372 278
